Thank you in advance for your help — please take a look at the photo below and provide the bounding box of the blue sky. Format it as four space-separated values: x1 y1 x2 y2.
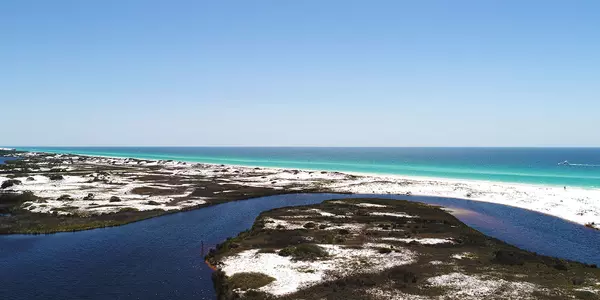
1 0 599 147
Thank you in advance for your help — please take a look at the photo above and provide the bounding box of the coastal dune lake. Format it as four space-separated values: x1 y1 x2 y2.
1 193 599 300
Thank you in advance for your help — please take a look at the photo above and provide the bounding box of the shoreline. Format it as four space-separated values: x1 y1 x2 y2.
14 148 600 189
1 150 599 233
18 150 600 231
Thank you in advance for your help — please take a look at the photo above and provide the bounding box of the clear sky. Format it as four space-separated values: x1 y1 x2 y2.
1 1 599 147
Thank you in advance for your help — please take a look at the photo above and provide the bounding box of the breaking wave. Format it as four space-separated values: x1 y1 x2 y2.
566 163 600 168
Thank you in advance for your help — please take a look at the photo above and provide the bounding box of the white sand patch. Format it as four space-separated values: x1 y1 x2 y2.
322 223 365 232
5 170 199 214
452 252 475 260
220 244 416 296
575 287 600 294
363 242 399 249
369 212 418 218
367 227 405 232
367 288 431 300
263 218 307 230
25 196 207 215
328 200 350 205
307 208 348 218
307 208 336 217
380 237 455 245
328 174 600 229
280 215 317 219
355 203 387 208
427 272 538 299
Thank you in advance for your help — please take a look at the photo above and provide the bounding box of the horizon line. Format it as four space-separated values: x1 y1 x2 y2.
8 145 600 149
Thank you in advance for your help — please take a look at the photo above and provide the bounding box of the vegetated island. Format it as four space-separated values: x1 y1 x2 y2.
207 198 600 300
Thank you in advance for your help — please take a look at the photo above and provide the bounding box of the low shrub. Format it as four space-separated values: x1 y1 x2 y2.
228 272 275 290
109 196 121 202
118 207 139 213
278 244 328 260
303 222 317 229
83 193 94 200
0 191 37 204
57 194 73 201
572 277 585 285
574 291 597 300
47 174 64 181
377 247 392 254
146 200 161 205
1 179 22 189
338 229 351 235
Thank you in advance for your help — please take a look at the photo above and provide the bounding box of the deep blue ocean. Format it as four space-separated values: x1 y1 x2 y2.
12 147 600 188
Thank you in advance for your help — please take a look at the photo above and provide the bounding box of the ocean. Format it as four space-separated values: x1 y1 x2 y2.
12 147 600 188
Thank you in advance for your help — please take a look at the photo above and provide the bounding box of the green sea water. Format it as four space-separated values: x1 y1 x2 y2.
12 147 600 188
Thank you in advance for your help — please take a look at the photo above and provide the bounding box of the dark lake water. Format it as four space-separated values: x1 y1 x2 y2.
1 193 599 300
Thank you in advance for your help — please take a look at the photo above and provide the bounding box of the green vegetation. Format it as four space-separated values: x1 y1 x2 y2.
574 291 598 300
118 207 139 212
0 191 37 207
1 179 22 189
278 244 328 261
57 194 73 201
303 222 316 229
131 186 186 196
229 272 276 290
0 208 165 234
47 174 64 180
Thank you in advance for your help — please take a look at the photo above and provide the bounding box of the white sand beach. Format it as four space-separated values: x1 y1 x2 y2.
1 152 599 230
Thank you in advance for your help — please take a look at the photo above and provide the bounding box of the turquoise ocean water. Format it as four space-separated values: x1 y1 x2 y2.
11 147 600 188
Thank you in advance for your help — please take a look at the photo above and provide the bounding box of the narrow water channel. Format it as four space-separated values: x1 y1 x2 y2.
0 193 598 300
